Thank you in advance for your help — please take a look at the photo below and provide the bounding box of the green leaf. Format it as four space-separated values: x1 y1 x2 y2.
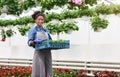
6 29 13 37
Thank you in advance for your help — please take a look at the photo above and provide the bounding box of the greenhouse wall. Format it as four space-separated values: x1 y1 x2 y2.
0 14 120 62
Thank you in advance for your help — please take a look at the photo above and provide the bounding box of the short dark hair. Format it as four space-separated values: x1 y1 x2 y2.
32 11 45 20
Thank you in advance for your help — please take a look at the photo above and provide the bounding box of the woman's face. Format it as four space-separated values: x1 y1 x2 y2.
35 16 44 27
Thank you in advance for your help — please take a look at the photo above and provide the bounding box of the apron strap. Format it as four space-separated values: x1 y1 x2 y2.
35 26 52 40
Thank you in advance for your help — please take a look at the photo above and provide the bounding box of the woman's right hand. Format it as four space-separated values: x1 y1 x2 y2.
30 41 35 46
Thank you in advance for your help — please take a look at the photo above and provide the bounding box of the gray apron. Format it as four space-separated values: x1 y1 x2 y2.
32 31 53 77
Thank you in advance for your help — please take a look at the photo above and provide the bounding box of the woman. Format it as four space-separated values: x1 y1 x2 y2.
28 11 52 77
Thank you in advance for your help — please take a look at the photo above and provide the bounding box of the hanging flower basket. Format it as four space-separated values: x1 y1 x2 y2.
35 40 70 50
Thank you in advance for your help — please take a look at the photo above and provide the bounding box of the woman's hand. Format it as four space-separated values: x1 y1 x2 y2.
34 39 42 44
30 41 35 46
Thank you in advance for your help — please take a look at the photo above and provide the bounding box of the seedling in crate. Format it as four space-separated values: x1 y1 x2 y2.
35 40 70 51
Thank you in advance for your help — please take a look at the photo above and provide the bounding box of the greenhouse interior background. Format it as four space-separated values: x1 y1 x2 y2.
0 0 120 77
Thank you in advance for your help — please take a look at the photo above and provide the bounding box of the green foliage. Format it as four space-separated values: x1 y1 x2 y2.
6 0 20 15
85 0 97 6
18 25 31 36
40 0 68 11
1 29 6 39
0 29 14 39
0 0 35 15
6 29 13 37
1 0 120 38
95 4 120 15
0 17 34 27
40 0 97 11
45 13 61 22
0 0 97 15
78 8 96 17
49 40 67 43
61 10 79 19
110 4 120 15
95 4 112 15
0 8 95 27
46 21 79 34
90 15 109 32
19 0 36 11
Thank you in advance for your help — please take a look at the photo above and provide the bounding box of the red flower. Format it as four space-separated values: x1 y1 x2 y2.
26 70 31 75
13 31 16 34
65 69 70 73
109 71 116 77
60 69 66 73
20 70 24 76
1 38 6 42
11 69 16 75
54 69 60 73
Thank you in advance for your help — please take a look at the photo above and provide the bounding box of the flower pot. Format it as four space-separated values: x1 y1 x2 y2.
81 16 89 21
0 13 7 18
1 5 8 13
0 27 2 30
51 19 60 24
53 5 59 10
51 32 56 35
96 27 103 32
66 18 74 22
67 30 73 34
117 14 120 17
100 15 107 19
7 25 14 29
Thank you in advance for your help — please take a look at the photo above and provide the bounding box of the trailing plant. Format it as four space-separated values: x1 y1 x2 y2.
95 4 111 15
1 0 120 16
0 29 15 42
1 4 120 27
1 29 6 42
46 21 79 34
40 0 69 11
110 4 120 15
95 4 120 15
0 0 97 15
1 0 120 39
18 25 31 36
19 0 36 11
0 0 36 15
0 17 34 27
90 15 109 32
85 0 97 6
0 4 120 27
0 8 95 27
6 29 13 37
78 8 96 17
46 21 79 39
40 0 97 11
